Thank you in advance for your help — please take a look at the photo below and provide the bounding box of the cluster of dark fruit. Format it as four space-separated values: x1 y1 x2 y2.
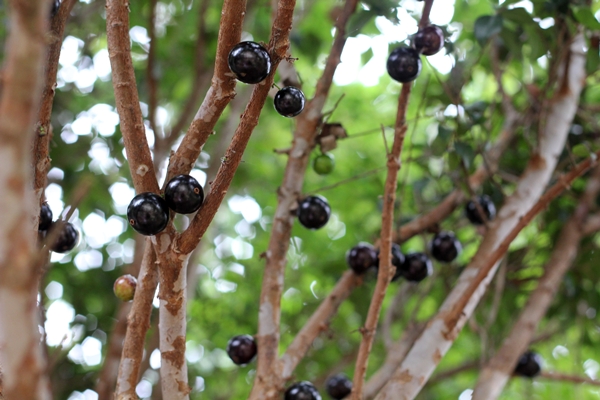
127 174 204 236
346 233 462 282
514 350 542 378
39 203 79 253
386 25 444 83
228 41 305 117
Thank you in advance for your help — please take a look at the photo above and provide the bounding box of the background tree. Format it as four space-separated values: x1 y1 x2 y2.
1 0 600 399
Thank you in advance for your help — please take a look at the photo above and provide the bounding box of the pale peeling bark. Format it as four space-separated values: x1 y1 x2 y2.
158 252 191 400
471 165 600 400
374 34 586 400
0 0 52 399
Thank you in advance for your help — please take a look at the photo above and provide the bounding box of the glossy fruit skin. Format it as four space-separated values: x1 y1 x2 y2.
325 373 352 399
51 0 60 17
285 381 322 400
39 203 53 231
274 87 305 117
297 195 331 230
429 231 462 263
414 25 444 56
313 153 335 175
127 193 169 236
50 222 79 253
346 243 377 274
164 174 204 214
465 194 496 225
376 243 406 281
113 274 137 302
399 252 432 282
226 334 257 365
386 47 422 83
228 41 271 84
514 350 542 378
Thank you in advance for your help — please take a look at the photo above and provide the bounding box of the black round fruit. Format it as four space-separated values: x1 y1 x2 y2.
414 25 444 56
285 381 321 400
376 243 406 281
429 231 462 263
50 222 79 253
228 41 271 84
465 194 496 225
514 350 542 378
226 334 257 365
325 373 352 399
399 252 432 282
51 0 60 17
386 47 422 83
297 195 331 230
164 174 204 214
127 193 169 236
39 203 53 231
274 86 305 117
346 243 377 274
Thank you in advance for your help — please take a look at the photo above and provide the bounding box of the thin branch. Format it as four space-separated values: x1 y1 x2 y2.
154 0 212 166
280 271 364 380
162 0 246 186
33 0 77 210
471 165 600 400
247 0 361 397
374 33 587 400
146 0 160 139
539 371 600 387
106 0 159 194
352 82 413 400
95 235 146 400
0 0 53 397
115 239 159 398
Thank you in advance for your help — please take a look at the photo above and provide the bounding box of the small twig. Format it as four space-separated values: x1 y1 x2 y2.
308 166 387 194
539 371 600 387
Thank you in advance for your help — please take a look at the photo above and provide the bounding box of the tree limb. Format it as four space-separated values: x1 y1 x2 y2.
471 165 600 400
0 0 53 397
374 33 587 400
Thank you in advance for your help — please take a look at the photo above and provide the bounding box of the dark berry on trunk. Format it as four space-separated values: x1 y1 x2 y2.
465 194 496 225
429 231 462 262
226 334 257 365
386 47 421 83
228 41 271 84
50 222 79 253
514 350 542 378
325 373 352 399
127 193 169 236
346 243 377 274
414 25 444 56
39 203 53 231
113 274 137 302
51 0 60 17
297 195 331 230
399 252 432 282
285 381 322 400
164 174 204 214
274 86 305 117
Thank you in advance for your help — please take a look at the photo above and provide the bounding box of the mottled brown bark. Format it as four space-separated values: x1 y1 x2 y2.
0 0 53 398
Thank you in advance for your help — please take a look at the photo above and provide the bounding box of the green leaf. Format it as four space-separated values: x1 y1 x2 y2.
474 15 504 45
454 141 476 169
464 101 489 124
347 10 377 37
361 47 374 66
430 125 454 157
586 44 600 75
572 6 600 30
